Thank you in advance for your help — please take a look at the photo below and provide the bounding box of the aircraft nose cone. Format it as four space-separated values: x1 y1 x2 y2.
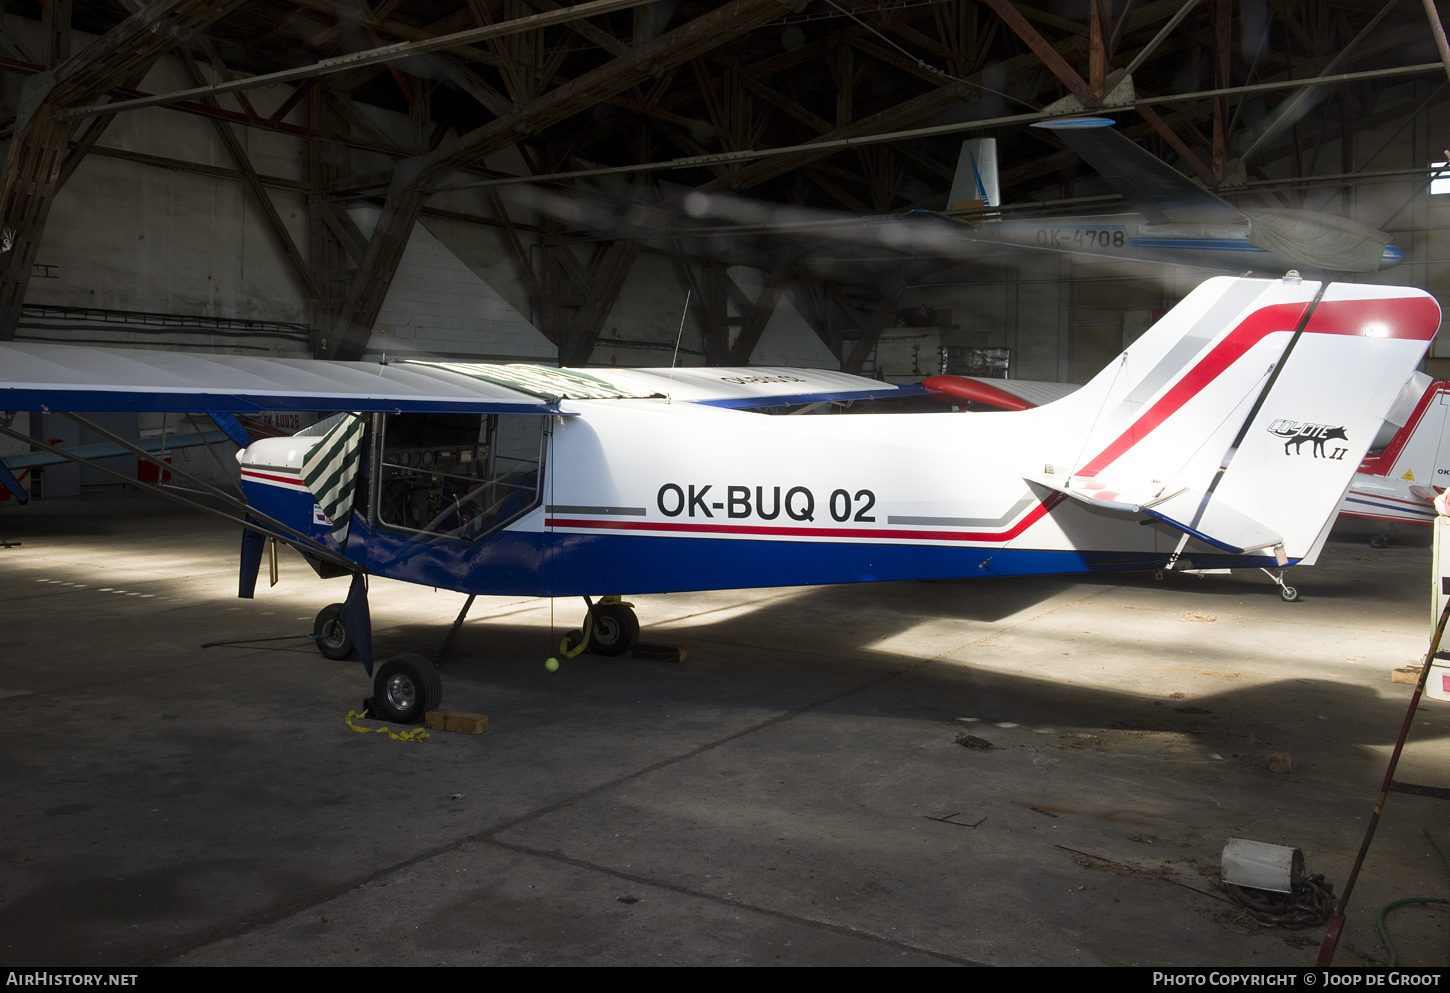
1380 242 1405 269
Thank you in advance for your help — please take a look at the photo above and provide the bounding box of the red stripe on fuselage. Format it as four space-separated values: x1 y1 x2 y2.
546 494 1063 543
241 468 308 488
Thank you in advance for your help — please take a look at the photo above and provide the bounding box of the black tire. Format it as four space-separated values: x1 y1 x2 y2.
1370 533 1390 549
588 603 639 657
313 603 356 660
1280 585 1300 602
372 653 442 724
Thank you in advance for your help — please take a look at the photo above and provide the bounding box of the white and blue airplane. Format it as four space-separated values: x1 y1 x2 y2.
0 274 1439 722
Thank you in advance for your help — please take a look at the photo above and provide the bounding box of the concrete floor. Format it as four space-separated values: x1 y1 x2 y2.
2 491 1450 967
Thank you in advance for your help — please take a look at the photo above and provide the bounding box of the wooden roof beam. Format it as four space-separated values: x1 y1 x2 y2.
330 0 807 361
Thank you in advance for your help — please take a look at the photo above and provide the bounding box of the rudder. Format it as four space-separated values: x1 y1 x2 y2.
1027 275 1440 563
1209 281 1440 560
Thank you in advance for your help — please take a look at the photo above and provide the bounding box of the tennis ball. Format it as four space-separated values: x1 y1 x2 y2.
545 657 559 672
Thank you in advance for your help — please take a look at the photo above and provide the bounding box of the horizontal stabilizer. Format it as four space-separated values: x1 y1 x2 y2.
1026 473 1282 554
1142 489 1283 554
1026 469 1183 510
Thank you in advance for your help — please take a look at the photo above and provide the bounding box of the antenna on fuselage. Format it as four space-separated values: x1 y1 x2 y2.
667 289 691 404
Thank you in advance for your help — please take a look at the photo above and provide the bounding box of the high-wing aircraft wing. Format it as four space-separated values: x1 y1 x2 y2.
583 366 927 408
0 343 921 414
1030 119 1398 272
1036 118 1246 226
0 342 604 414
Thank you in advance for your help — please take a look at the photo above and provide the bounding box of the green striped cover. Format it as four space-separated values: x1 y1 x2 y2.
301 413 364 547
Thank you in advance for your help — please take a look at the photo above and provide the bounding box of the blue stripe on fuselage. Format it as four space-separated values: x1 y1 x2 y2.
241 479 1292 596
1129 238 1266 252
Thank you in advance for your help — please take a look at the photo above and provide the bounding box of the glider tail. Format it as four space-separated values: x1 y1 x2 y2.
947 138 999 212
1034 275 1441 563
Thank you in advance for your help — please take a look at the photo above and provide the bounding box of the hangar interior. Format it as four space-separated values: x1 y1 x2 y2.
0 1 1446 379
4 0 1450 969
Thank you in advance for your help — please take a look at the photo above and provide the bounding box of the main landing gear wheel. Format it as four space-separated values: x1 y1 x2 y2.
588 602 639 657
1370 533 1390 549
371 653 442 724
313 603 356 660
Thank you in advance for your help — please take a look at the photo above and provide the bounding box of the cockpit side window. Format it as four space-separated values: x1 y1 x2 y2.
372 412 546 540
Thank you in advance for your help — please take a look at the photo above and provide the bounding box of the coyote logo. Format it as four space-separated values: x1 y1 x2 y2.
1267 419 1349 458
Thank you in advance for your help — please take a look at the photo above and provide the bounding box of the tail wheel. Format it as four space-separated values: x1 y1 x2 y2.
588 603 639 657
313 603 356 660
372 653 442 724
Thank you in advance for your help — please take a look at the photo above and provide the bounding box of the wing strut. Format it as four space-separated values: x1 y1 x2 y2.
58 412 356 571
0 417 358 574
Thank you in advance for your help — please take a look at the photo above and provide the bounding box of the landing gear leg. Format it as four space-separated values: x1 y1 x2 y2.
1260 568 1300 602
432 594 477 666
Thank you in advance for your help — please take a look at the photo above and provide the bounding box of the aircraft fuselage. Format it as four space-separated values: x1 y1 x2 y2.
957 212 1402 273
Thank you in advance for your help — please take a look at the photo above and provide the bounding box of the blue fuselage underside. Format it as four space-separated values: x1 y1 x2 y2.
245 480 1286 597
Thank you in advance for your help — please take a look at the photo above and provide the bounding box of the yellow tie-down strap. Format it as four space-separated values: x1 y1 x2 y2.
344 710 430 742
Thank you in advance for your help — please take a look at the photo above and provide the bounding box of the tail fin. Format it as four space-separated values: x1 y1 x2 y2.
947 138 999 211
1030 275 1441 562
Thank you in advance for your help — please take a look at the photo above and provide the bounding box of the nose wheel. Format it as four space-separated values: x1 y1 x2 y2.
313 603 357 660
